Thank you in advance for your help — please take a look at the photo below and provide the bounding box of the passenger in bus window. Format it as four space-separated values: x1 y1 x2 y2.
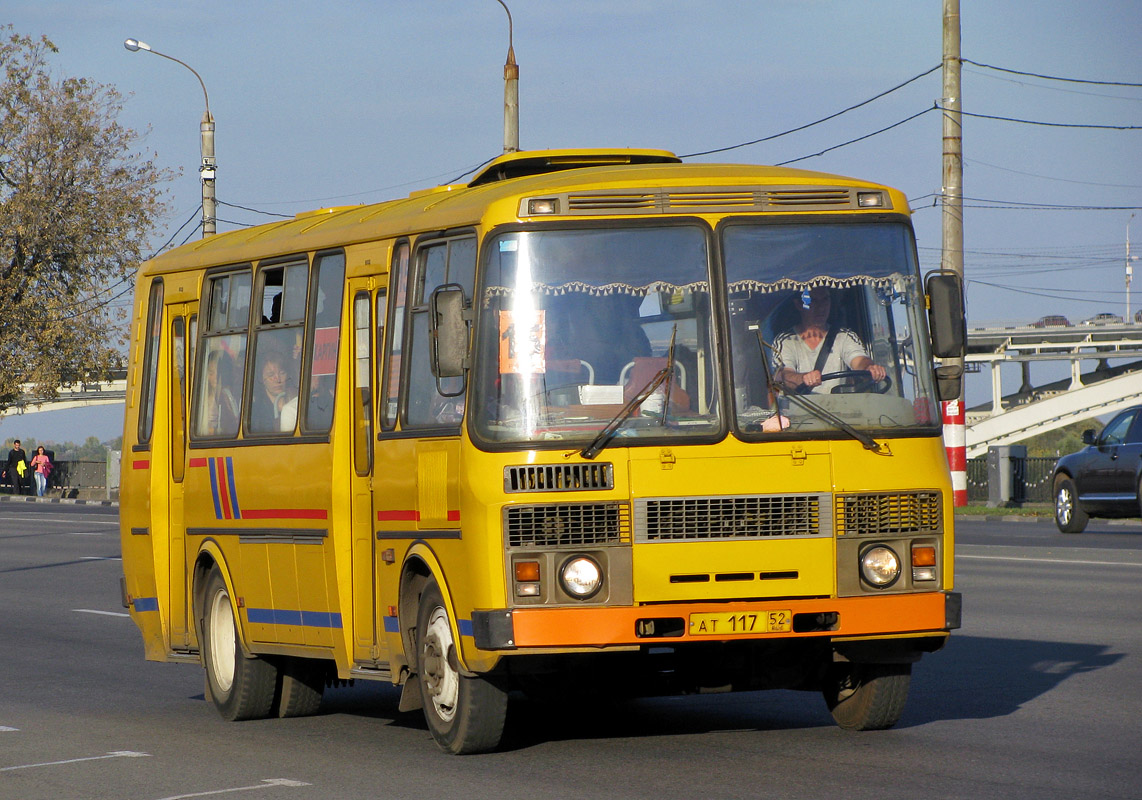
251 350 297 432
201 348 239 436
305 374 336 431
773 286 886 394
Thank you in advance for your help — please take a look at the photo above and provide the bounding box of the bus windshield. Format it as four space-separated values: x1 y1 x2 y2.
472 225 721 447
723 221 940 436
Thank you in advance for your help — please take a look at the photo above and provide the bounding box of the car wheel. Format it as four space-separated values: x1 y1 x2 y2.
416 580 507 754
1054 475 1088 534
200 567 278 721
823 662 911 731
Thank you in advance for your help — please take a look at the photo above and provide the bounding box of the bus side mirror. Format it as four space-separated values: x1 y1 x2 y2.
934 364 963 402
926 272 966 359
430 285 469 379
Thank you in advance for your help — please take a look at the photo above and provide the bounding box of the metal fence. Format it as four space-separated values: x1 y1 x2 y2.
3 458 117 499
966 455 1057 504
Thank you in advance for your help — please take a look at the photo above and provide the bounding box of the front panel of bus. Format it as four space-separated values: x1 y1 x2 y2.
449 210 955 671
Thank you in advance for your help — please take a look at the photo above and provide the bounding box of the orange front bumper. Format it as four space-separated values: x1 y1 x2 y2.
501 591 954 649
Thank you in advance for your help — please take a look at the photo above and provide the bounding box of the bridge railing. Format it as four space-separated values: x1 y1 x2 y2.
966 454 1056 505
2 455 120 501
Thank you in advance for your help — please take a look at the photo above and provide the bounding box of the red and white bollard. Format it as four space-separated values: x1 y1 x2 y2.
942 399 967 506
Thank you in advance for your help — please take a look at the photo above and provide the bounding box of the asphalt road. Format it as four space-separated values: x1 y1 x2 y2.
2 501 1140 800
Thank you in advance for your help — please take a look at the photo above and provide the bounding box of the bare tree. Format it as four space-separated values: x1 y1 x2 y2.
0 27 173 409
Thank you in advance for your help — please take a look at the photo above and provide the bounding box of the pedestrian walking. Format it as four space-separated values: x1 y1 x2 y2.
30 445 52 497
4 440 31 495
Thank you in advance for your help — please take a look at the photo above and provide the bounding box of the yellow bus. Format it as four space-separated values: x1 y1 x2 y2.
120 148 965 753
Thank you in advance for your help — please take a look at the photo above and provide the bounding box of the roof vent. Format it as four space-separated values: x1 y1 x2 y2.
468 148 680 187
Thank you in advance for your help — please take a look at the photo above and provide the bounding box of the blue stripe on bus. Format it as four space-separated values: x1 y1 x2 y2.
207 460 223 519
225 456 241 519
133 597 159 612
458 619 474 638
246 608 343 629
383 616 400 633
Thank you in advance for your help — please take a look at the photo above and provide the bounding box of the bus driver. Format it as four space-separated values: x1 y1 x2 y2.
773 286 886 394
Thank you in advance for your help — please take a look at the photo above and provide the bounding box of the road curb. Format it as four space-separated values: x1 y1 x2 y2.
0 494 118 507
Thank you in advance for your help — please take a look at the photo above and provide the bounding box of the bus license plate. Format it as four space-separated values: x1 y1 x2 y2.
689 610 792 636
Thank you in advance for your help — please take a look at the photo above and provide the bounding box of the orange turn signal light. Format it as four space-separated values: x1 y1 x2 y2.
515 561 541 582
911 545 937 567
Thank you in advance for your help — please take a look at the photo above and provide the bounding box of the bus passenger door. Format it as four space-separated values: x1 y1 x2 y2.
350 285 387 666
167 303 195 649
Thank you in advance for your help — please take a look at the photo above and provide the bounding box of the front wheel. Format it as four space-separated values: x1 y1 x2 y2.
416 580 507 754
1054 475 1088 533
823 662 911 731
200 567 278 721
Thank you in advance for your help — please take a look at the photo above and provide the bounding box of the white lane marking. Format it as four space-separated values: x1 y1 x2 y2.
151 779 312 799
0 726 17 732
74 609 131 618
0 750 149 772
81 556 122 561
959 554 1142 567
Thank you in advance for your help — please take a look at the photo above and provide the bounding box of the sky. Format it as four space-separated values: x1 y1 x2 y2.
3 0 1140 444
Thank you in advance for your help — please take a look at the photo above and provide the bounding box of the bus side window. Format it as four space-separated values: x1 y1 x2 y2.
353 291 375 476
192 269 250 439
404 235 474 429
302 251 346 434
249 260 307 435
381 242 409 431
136 278 164 447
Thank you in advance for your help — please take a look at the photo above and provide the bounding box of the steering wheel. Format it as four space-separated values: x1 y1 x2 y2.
817 369 892 394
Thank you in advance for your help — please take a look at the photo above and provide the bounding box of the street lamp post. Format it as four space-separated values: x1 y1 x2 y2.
1129 213 1137 322
124 38 216 237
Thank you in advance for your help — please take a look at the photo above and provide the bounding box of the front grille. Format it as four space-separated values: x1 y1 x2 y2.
504 463 614 493
837 491 942 536
634 494 827 541
505 502 629 548
555 186 873 215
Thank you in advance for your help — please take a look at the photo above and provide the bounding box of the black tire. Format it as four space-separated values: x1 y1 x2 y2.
276 657 326 718
200 568 278 721
416 580 507 754
823 662 911 731
1054 475 1088 533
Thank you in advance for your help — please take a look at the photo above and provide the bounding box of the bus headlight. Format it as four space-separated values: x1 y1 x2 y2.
860 545 901 588
560 556 603 599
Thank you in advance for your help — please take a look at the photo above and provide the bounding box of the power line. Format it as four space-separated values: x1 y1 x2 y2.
680 64 941 159
937 105 1142 130
216 199 292 219
961 58 1142 88
777 107 934 165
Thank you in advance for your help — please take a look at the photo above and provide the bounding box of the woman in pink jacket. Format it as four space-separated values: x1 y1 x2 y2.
30 446 52 497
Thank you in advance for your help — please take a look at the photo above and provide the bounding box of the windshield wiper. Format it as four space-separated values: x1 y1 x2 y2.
580 327 677 460
751 325 888 455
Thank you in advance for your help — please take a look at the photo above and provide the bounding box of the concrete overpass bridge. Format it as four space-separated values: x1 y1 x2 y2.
0 371 127 419
964 321 1142 457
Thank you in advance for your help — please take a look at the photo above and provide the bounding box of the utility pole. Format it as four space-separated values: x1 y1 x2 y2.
941 0 967 506
1128 213 1135 322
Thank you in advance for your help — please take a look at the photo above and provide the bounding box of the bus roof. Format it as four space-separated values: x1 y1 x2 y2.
139 149 906 275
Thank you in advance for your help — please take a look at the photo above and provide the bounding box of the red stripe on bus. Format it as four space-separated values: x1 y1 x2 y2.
215 457 233 519
378 510 419 521
132 460 150 470
242 509 329 520
189 458 208 468
448 510 461 521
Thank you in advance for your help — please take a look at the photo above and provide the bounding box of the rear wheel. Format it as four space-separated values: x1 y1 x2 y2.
201 568 277 721
276 657 326 718
823 662 911 731
416 580 507 754
1054 475 1088 533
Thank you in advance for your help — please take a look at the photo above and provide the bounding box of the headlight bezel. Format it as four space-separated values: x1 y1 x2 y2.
859 544 902 589
559 555 604 600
